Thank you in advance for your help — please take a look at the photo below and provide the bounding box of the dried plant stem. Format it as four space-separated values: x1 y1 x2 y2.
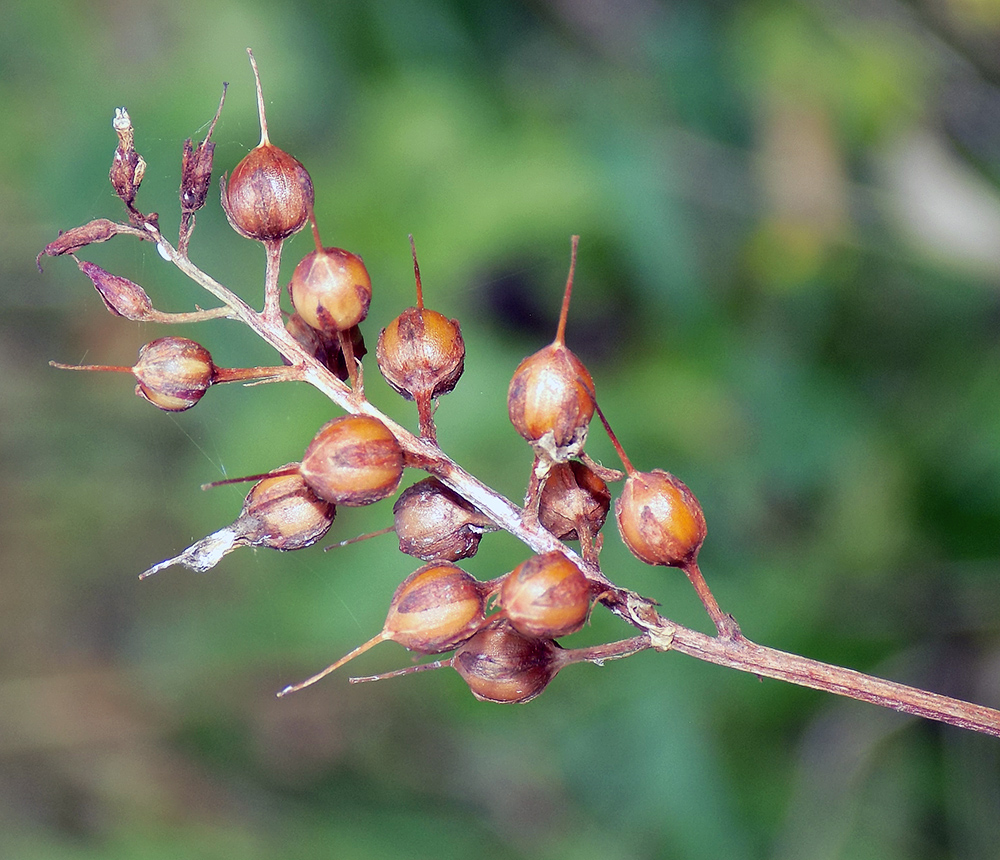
144 220 1000 739
637 608 1000 738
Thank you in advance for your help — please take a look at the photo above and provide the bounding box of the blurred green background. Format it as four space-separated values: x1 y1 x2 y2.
3 0 1000 857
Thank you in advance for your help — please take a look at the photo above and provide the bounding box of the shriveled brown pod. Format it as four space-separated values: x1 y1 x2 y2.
538 460 611 545
220 50 313 243
498 551 592 639
299 414 405 506
277 563 490 696
393 477 495 562
507 236 595 463
285 313 366 381
139 468 335 578
376 237 465 440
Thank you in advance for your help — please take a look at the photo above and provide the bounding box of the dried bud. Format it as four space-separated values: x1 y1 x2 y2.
507 237 595 462
220 51 313 243
285 314 366 381
288 247 372 333
538 460 611 542
109 108 146 214
139 468 335 579
452 620 563 703
132 337 216 411
36 219 122 270
299 414 404 506
392 477 495 562
277 562 489 695
615 469 706 567
499 551 591 639
180 84 226 215
76 259 153 320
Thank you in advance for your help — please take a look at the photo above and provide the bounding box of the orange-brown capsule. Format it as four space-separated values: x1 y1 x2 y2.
288 247 372 334
299 414 404 506
51 337 299 412
277 563 489 696
615 469 706 567
507 236 595 461
499 551 591 639
238 469 336 551
220 50 313 243
538 460 611 542
377 306 465 401
393 477 494 562
130 337 215 411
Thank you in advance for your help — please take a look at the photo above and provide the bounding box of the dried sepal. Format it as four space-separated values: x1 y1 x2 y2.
180 83 227 216
538 460 611 544
285 314 366 381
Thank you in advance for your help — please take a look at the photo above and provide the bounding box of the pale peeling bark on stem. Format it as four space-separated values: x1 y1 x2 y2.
145 219 1000 739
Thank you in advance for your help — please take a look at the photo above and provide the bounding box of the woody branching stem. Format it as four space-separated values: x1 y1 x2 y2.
139 220 1000 739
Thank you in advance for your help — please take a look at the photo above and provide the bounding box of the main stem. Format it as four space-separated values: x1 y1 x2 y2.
148 222 1000 739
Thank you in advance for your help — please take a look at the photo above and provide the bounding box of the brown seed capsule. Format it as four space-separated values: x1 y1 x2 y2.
220 50 314 243
392 477 495 562
238 469 336 551
130 337 216 411
615 469 706 568
507 236 595 462
299 414 404 506
452 619 563 703
538 460 611 542
288 247 372 333
376 237 465 440
138 468 335 579
498 551 591 639
276 562 489 696
376 306 464 400
50 337 298 412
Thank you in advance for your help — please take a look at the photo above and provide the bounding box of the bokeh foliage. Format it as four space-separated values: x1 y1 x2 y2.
2 0 999 857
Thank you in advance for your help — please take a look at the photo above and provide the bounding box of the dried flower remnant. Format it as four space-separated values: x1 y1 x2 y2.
139 469 336 578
